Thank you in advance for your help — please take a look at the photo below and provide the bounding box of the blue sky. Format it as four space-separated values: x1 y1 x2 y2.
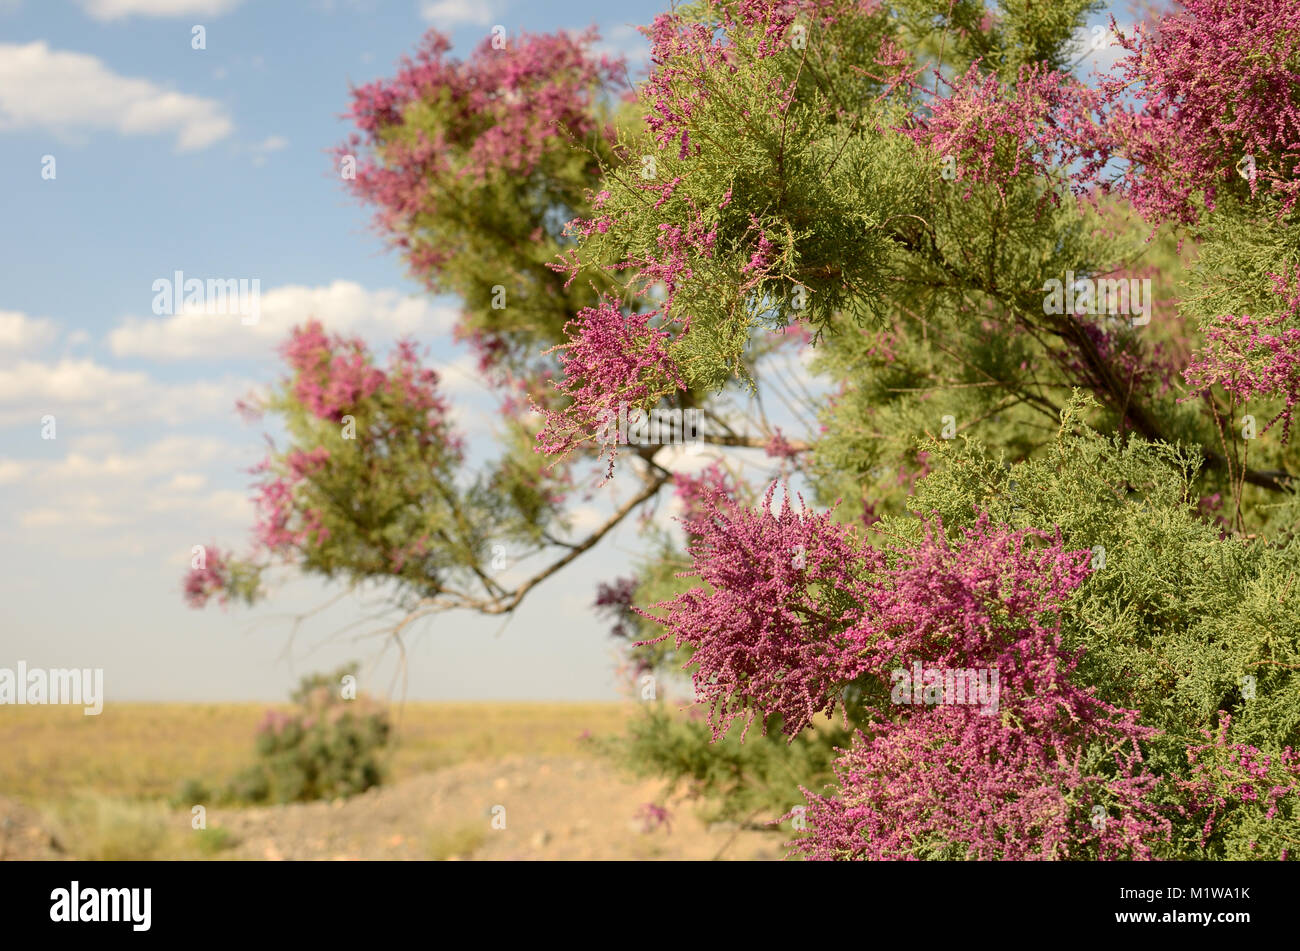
0 0 1129 704
0 0 669 704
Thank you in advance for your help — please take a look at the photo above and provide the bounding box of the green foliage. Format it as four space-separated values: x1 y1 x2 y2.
178 664 392 806
171 777 213 810
585 3 929 394
876 393 1300 856
193 826 237 856
598 704 849 830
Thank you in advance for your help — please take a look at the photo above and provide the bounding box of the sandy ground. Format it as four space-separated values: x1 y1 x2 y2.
0 796 63 861
1 755 786 861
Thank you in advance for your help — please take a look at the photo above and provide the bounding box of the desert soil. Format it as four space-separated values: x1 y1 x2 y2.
1 755 786 861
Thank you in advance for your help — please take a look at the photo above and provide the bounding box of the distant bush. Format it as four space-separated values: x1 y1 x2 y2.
171 777 213 809
176 663 391 807
193 826 237 856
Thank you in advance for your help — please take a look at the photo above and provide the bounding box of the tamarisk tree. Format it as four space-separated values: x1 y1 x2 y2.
187 0 1300 858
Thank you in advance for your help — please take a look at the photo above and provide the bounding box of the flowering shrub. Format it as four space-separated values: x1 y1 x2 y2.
245 677 390 804
181 544 261 609
646 482 884 739
339 27 626 379
1100 0 1300 225
178 665 390 806
192 0 1300 859
1178 716 1300 861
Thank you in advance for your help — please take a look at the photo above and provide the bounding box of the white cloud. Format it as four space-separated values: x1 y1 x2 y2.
77 0 244 20
590 23 650 72
0 42 233 151
419 0 497 27
0 358 251 428
5 435 256 555
0 310 57 353
434 352 493 397
108 281 459 360
245 134 288 166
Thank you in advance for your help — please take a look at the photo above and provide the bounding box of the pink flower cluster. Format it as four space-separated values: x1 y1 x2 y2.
641 1 835 160
792 518 1170 860
907 61 1105 201
1184 267 1300 442
1178 715 1300 856
646 485 1179 858
636 802 673 833
341 28 624 284
182 544 232 608
251 321 460 555
1100 0 1300 224
641 14 728 160
673 463 740 531
281 320 385 422
764 428 798 460
252 449 332 554
535 298 686 475
644 482 885 739
796 705 1167 860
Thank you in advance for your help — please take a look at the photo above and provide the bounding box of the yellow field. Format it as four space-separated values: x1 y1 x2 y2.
0 701 635 804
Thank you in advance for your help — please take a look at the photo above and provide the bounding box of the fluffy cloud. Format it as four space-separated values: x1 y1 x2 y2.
590 23 651 70
107 280 459 360
3 435 256 557
235 134 289 166
0 358 251 428
77 0 244 19
0 310 57 353
419 0 497 27
0 42 233 151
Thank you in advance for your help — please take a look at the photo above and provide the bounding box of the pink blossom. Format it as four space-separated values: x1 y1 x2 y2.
534 298 686 476
907 61 1106 203
1099 1 1300 224
183 544 231 608
340 28 625 289
1184 267 1300 442
643 482 884 739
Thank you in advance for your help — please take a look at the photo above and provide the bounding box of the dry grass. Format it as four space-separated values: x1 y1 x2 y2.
43 796 179 861
426 821 489 860
0 701 634 805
